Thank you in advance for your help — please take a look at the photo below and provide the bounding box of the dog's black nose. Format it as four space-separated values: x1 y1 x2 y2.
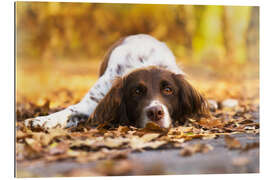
146 105 164 121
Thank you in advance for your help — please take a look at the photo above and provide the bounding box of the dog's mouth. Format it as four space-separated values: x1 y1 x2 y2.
152 118 171 128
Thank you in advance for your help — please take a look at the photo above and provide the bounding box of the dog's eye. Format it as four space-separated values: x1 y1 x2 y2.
132 86 145 96
162 87 173 95
135 88 141 94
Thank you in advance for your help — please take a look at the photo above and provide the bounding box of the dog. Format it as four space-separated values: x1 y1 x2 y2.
24 34 209 130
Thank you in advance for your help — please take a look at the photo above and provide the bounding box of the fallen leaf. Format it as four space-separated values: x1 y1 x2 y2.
130 136 167 150
25 138 43 152
103 137 129 148
241 142 259 152
232 157 250 166
224 135 242 149
179 143 213 156
198 117 224 129
141 122 169 134
48 141 69 155
65 168 102 177
118 126 131 134
96 159 134 176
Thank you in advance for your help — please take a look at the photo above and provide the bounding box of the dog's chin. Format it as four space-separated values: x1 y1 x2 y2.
138 100 173 128
139 118 172 129
155 118 171 128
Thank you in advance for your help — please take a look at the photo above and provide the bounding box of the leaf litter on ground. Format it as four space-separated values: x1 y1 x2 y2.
16 101 259 167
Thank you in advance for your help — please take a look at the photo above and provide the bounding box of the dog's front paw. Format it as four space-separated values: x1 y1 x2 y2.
24 116 65 130
24 116 51 130
24 110 90 130
24 110 72 130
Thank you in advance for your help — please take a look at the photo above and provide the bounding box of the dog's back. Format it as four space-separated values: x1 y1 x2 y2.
99 34 183 78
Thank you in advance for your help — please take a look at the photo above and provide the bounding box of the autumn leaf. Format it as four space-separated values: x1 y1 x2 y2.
232 157 250 166
48 141 69 155
95 160 134 176
198 117 225 129
103 137 129 148
142 122 169 134
224 135 242 149
129 135 167 150
179 143 213 157
241 142 259 152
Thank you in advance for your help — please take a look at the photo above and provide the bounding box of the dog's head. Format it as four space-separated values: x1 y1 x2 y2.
91 67 209 128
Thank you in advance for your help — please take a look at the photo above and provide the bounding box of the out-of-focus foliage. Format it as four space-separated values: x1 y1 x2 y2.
16 2 259 64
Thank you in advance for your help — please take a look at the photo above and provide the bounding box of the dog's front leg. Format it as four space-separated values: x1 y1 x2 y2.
24 74 113 130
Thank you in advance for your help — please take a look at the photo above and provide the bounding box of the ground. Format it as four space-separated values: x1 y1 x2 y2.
16 60 259 177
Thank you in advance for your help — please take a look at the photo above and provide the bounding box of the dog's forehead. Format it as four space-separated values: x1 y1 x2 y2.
125 67 173 83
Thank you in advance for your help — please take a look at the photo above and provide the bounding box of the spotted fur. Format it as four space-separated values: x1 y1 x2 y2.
24 34 194 130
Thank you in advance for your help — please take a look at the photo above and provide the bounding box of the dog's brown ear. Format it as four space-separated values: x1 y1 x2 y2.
89 78 127 128
173 74 210 122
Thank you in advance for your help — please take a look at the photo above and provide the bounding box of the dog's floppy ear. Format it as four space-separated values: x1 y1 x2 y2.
89 78 128 128
173 74 210 122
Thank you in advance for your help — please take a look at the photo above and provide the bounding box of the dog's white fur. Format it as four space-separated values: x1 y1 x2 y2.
24 34 183 130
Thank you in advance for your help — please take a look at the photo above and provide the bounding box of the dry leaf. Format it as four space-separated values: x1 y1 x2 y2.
241 142 259 152
130 136 167 150
65 168 102 177
48 141 69 155
103 137 129 148
232 157 250 166
179 143 213 157
96 160 134 176
142 122 169 134
25 138 43 152
224 135 242 149
198 117 224 129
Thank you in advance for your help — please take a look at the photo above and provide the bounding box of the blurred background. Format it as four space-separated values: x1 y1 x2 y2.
16 2 259 109
16 2 259 63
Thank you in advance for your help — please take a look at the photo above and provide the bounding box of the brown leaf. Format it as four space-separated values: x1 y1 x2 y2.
179 143 213 157
75 149 130 163
224 135 242 149
109 150 130 160
65 168 102 177
232 157 250 166
70 136 105 150
75 151 107 163
19 139 44 160
25 138 43 152
202 134 217 140
16 143 41 161
45 151 78 162
48 141 69 155
198 117 225 129
118 126 131 134
142 122 169 134
103 137 129 148
130 135 167 150
241 142 259 152
31 128 69 146
95 159 134 176
238 119 254 124
16 130 31 139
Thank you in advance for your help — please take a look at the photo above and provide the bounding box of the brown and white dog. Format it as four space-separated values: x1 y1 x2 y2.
25 34 209 130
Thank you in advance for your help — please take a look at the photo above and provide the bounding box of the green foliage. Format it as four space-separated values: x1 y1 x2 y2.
16 2 259 64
